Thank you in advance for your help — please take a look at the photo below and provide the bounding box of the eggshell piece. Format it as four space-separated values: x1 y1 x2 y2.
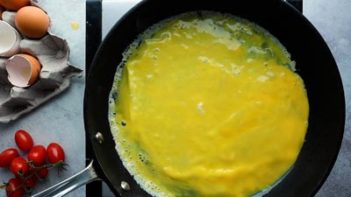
6 54 41 88
0 0 29 11
15 6 49 39
0 20 20 57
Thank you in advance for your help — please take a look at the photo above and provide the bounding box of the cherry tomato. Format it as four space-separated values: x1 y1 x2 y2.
28 145 46 166
37 167 49 179
24 176 37 190
6 178 24 197
15 130 34 152
47 143 65 164
0 148 20 168
10 157 29 177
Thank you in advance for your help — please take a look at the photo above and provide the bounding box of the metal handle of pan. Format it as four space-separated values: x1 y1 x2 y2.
32 161 100 197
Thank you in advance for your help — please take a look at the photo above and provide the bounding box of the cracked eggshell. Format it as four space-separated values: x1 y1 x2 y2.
0 0 83 123
6 54 41 87
0 20 21 57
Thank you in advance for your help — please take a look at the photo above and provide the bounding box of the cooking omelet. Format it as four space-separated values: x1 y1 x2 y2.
109 12 309 197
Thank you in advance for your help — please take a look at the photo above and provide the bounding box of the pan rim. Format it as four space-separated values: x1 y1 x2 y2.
84 0 346 196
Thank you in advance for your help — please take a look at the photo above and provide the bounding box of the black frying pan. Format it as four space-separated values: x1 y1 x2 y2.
33 0 345 196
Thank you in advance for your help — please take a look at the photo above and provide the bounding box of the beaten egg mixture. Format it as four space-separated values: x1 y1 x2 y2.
109 12 309 197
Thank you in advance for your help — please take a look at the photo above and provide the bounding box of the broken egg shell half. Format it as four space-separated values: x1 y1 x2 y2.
6 54 41 88
0 20 21 57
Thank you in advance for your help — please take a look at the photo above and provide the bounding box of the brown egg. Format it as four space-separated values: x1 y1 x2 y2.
0 0 29 11
15 6 50 39
6 54 41 87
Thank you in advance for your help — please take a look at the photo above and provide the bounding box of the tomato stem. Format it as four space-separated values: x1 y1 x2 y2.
28 160 67 170
25 161 68 181
1 161 69 193
0 183 7 189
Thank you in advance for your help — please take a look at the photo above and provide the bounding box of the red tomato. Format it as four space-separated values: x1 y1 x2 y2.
28 145 46 166
47 143 65 164
37 167 49 179
0 148 20 168
24 176 37 190
15 130 34 152
10 157 29 177
6 178 24 197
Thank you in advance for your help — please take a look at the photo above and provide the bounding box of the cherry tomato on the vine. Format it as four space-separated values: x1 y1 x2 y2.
15 130 34 152
10 157 29 177
28 145 47 166
24 176 37 190
1 130 70 196
0 148 20 168
6 178 24 197
37 167 49 179
47 143 65 164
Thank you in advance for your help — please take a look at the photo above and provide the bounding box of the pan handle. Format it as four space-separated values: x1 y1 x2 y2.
32 161 100 197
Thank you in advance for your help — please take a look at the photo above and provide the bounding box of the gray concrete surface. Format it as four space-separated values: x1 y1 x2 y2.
0 0 85 197
304 0 351 196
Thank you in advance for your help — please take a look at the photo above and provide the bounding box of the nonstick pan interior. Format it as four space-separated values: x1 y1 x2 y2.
84 0 345 196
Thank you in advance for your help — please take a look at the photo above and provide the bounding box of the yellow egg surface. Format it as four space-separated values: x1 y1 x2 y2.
109 12 309 197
